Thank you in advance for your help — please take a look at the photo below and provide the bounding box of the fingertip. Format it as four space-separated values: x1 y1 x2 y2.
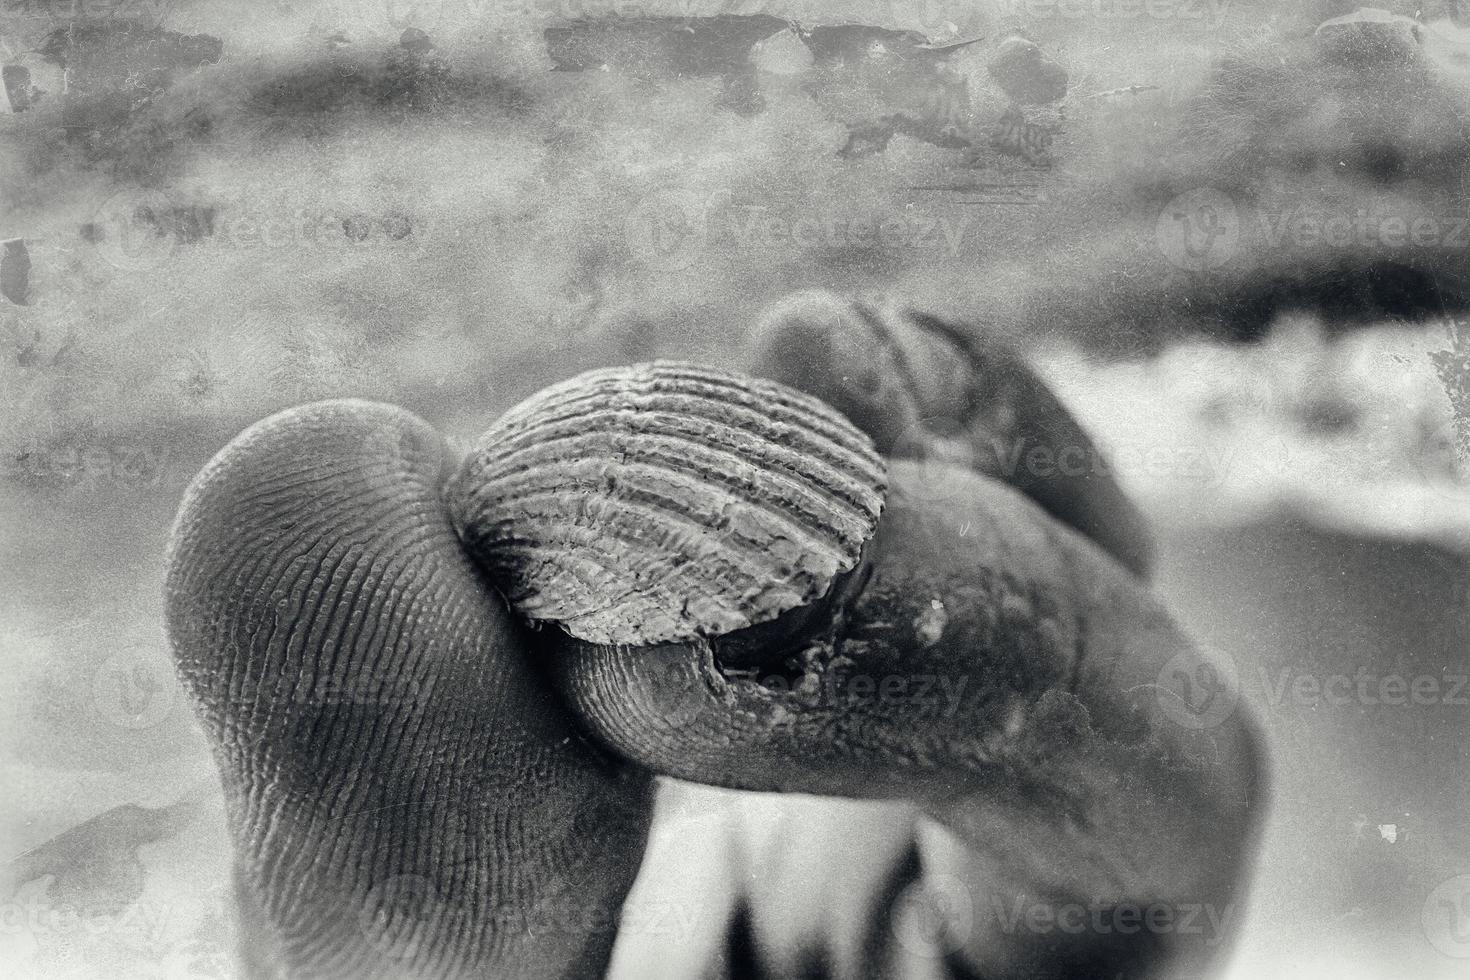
749 294 1159 579
748 290 920 452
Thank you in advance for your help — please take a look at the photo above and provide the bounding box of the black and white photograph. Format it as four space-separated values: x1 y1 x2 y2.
2 0 1468 977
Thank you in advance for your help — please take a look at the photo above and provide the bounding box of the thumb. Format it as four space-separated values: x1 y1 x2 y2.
165 399 652 980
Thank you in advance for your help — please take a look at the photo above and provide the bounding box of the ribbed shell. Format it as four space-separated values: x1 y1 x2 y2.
448 361 888 647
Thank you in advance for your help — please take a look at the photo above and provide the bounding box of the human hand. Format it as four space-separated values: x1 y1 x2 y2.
165 293 1264 979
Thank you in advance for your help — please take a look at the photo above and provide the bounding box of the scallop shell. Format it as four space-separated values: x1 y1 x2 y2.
448 361 888 647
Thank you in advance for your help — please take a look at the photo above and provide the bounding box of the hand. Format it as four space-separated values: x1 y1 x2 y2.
164 293 1264 979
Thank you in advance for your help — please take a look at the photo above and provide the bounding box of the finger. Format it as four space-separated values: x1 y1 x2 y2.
549 457 1259 870
165 399 652 980
747 289 1157 579
552 459 1262 977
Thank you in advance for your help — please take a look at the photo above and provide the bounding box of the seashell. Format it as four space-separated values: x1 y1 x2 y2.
448 361 888 647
